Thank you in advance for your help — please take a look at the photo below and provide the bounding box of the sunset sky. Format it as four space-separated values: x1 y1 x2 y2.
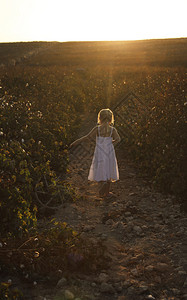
0 0 186 43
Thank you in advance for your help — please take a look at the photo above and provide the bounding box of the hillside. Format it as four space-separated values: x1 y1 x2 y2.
0 38 187 67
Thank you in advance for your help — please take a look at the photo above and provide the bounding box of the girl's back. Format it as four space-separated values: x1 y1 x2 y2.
97 124 114 138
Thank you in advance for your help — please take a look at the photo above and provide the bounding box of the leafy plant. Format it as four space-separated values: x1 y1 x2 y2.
0 283 23 300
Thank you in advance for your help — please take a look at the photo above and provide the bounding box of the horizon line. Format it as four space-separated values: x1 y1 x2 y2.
0 36 187 44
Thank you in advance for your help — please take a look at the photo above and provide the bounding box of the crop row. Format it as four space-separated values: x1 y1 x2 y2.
0 64 186 235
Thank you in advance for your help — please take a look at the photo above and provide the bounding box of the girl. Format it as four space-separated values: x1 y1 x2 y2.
70 108 121 198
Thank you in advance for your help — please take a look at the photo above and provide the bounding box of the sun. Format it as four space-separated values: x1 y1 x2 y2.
34 0 146 41
1 0 186 42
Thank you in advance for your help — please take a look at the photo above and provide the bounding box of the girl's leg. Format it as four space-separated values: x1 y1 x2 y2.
105 180 111 196
99 181 107 197
99 180 113 198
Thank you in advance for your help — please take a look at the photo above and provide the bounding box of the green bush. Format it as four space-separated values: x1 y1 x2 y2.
0 283 23 300
114 69 186 199
0 73 82 236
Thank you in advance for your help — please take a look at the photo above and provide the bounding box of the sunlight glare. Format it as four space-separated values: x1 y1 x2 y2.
0 0 186 42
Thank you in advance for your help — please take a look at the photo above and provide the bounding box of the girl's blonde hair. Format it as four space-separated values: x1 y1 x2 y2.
97 108 114 125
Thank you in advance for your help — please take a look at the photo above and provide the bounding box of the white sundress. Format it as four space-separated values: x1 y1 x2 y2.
88 126 119 182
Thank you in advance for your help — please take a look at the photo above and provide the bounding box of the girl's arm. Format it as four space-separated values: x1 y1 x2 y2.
70 126 98 148
112 127 121 146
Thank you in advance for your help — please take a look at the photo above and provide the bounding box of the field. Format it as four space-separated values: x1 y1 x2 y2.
0 38 187 299
1 39 187 67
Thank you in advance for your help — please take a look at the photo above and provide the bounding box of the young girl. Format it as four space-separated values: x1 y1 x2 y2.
70 108 121 198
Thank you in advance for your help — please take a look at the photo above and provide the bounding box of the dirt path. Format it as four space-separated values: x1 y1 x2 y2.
43 117 187 300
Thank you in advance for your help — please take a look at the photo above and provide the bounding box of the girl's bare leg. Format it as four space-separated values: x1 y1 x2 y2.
99 181 107 197
99 181 113 198
105 180 111 196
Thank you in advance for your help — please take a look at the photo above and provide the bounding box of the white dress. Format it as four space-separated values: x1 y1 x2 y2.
88 126 119 182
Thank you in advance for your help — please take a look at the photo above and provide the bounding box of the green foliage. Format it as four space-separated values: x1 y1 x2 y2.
0 71 82 236
115 69 186 199
0 283 23 300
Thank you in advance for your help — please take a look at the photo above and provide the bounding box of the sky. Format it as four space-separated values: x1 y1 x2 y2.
0 0 186 43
